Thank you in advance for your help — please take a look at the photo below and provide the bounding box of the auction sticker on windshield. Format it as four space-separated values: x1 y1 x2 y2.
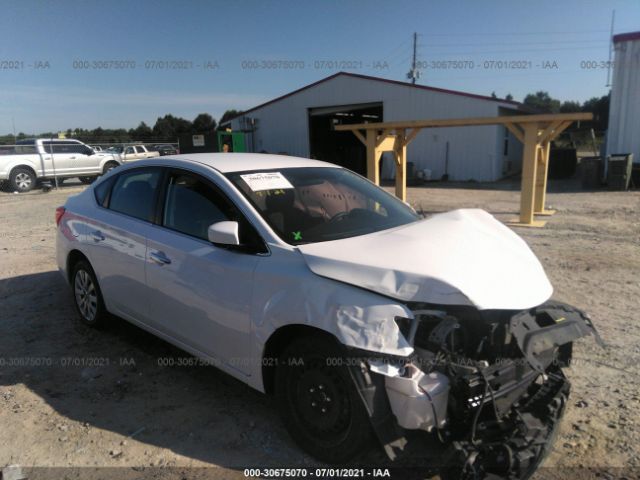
240 172 294 191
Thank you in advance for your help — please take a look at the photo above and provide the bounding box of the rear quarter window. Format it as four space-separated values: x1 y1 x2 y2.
93 176 116 207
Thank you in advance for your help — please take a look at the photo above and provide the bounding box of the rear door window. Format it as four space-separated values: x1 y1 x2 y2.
108 168 161 222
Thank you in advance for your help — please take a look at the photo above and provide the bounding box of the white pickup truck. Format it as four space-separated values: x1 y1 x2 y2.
0 138 122 192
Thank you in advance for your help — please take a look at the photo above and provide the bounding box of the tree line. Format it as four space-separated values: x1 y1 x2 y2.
0 109 242 145
493 91 610 131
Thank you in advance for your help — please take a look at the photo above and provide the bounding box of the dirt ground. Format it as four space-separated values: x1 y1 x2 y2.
0 178 639 480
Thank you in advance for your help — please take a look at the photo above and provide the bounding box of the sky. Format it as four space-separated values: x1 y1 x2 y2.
0 0 638 134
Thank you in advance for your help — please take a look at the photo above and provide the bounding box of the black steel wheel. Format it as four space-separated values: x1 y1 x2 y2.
274 335 373 463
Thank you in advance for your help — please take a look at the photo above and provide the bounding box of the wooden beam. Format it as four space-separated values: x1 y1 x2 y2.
509 123 547 227
504 123 524 143
335 112 592 132
377 135 397 152
394 129 407 201
540 120 572 145
534 140 553 214
375 129 393 148
352 129 366 146
365 130 380 185
403 127 422 146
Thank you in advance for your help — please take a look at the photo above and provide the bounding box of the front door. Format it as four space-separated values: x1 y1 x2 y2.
145 169 261 373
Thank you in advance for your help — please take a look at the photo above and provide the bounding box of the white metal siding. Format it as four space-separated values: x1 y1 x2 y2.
607 38 640 161
231 75 515 181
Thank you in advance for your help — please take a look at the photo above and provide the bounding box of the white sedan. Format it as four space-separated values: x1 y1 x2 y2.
55 154 601 475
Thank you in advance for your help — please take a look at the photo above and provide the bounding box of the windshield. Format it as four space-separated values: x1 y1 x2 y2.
226 167 420 245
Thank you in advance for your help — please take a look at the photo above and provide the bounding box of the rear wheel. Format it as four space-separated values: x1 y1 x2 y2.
71 260 107 327
9 167 36 192
274 335 373 463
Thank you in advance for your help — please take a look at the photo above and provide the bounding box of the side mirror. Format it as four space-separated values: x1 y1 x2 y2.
207 221 240 246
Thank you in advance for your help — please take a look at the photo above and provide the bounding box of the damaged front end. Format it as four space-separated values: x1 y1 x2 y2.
350 301 603 479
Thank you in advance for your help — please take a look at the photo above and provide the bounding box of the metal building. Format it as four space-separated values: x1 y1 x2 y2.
225 72 527 181
606 31 640 162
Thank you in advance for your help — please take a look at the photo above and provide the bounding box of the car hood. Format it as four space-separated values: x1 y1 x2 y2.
297 209 553 310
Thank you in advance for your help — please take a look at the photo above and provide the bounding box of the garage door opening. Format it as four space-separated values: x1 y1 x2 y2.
308 102 383 176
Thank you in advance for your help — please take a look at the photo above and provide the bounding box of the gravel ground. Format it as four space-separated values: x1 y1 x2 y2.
0 178 638 480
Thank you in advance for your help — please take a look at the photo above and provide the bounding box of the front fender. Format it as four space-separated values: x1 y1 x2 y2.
250 246 414 389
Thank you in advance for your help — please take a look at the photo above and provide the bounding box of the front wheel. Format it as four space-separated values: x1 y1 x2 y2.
274 336 373 463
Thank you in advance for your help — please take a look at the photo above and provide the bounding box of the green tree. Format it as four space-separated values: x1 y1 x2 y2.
523 91 561 113
192 113 216 132
218 109 242 127
505 93 514 101
130 121 153 141
581 94 610 131
153 114 193 140
559 101 581 113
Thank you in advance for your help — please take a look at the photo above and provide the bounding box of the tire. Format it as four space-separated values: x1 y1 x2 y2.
78 176 97 184
103 161 119 175
274 335 373 463
71 259 108 327
9 167 36 192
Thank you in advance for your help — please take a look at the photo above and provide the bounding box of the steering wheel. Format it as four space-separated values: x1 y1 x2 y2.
329 211 350 222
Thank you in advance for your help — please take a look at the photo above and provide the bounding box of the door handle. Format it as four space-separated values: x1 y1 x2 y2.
149 251 172 265
91 231 105 242
69 156 76 159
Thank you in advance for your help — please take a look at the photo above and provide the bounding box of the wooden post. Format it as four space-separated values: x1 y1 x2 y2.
394 130 407 201
365 129 380 184
534 139 554 215
514 123 546 227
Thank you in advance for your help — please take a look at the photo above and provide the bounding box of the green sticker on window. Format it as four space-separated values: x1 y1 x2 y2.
292 231 302 241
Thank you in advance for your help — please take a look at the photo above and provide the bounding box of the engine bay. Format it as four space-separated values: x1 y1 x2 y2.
354 301 603 479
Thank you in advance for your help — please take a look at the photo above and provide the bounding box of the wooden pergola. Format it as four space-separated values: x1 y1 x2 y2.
335 112 592 227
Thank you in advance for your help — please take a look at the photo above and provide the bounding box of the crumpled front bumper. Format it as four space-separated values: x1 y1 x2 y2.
443 369 570 480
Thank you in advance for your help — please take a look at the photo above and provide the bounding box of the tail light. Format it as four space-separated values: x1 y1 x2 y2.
55 206 66 226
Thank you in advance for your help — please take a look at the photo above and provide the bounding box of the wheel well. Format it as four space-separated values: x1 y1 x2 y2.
66 249 90 283
261 325 339 395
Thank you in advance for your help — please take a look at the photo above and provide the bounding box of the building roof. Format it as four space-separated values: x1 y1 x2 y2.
223 72 522 124
613 31 640 43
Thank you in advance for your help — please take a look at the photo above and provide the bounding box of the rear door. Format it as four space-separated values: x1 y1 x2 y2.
82 167 162 322
144 168 264 372
42 141 75 176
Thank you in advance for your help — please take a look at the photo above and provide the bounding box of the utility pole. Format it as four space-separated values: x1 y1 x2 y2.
606 10 615 87
406 32 420 84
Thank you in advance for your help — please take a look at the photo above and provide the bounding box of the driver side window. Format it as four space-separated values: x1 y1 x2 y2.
162 172 232 241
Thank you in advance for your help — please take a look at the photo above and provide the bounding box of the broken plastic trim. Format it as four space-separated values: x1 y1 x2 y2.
511 302 604 373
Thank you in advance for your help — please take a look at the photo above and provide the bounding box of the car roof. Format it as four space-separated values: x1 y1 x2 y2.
163 153 337 173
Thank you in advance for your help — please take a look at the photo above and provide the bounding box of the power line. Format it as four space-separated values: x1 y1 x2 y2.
415 45 610 55
417 39 607 48
420 29 609 37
